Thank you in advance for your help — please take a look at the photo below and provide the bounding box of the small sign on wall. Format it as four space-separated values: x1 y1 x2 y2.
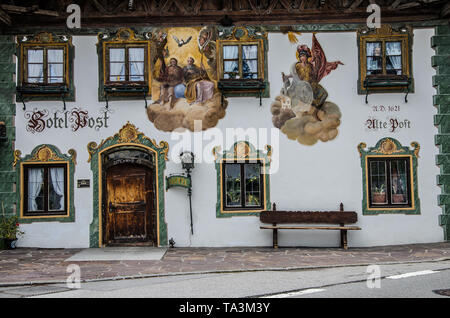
166 175 190 191
77 179 90 188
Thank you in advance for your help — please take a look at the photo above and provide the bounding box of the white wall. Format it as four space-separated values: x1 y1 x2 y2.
15 29 443 248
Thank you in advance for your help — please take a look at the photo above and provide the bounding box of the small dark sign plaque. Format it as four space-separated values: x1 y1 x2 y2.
77 179 90 188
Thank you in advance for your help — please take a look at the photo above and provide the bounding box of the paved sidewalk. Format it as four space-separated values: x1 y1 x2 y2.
0 242 449 286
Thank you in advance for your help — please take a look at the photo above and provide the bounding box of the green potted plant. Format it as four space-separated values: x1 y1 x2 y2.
372 184 386 204
0 203 24 249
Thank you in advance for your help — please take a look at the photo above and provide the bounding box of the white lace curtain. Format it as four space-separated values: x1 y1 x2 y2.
48 49 64 83
242 45 258 76
129 48 144 81
109 48 145 81
223 45 239 77
109 48 126 81
27 168 43 211
366 42 382 72
386 42 402 74
27 49 44 83
27 167 65 211
49 167 65 210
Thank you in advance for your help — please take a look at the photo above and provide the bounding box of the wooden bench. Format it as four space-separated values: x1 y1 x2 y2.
260 203 361 249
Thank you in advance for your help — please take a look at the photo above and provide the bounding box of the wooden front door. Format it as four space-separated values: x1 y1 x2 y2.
104 164 155 245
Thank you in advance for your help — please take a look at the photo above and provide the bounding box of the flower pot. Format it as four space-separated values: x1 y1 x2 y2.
4 238 17 249
0 238 5 250
393 194 405 203
372 193 386 204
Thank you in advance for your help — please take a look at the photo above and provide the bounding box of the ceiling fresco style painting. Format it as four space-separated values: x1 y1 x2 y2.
147 26 227 132
271 34 343 146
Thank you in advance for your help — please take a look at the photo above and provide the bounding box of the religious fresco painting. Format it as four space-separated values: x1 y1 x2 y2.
271 34 344 146
147 27 227 132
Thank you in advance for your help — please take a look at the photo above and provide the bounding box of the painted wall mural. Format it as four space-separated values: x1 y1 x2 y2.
147 27 227 132
271 34 343 146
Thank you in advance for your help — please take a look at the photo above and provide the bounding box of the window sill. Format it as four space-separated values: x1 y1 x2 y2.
104 83 149 94
218 79 268 106
362 75 412 103
218 209 264 218
16 85 72 110
101 84 150 108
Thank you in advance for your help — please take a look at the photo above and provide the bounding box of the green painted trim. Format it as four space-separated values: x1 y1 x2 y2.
96 28 151 102
218 27 270 99
15 33 76 103
356 26 415 96
0 35 17 217
213 141 271 218
14 144 76 223
87 122 169 247
433 25 450 241
358 138 421 215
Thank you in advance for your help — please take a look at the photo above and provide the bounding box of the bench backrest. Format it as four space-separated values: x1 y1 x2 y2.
260 203 358 224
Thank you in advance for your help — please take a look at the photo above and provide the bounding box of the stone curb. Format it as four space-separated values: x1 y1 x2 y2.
1 256 449 288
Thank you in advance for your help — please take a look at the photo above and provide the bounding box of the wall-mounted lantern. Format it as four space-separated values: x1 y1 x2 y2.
166 151 195 235
180 151 195 173
0 121 6 142
181 151 195 235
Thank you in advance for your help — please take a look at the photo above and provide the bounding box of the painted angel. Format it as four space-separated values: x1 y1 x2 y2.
282 34 343 119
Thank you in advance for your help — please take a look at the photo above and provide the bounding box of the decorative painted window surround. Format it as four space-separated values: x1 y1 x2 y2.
87 122 169 247
217 27 269 105
96 28 151 106
16 32 75 109
13 144 76 223
358 138 420 215
357 25 414 103
213 141 271 217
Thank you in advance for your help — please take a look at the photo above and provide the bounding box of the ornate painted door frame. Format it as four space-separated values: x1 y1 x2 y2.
87 122 169 247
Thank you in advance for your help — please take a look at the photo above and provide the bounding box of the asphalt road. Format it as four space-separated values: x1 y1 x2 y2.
0 260 449 298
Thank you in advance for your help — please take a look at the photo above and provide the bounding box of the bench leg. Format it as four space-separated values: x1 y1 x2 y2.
340 229 348 250
273 228 278 249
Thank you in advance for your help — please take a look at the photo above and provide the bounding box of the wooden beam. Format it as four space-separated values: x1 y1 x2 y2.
396 2 421 10
0 8 11 26
389 0 403 10
346 0 364 11
1 4 59 17
442 2 450 18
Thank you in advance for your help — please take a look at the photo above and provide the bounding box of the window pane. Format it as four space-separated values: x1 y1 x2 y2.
225 164 241 207
366 42 383 75
242 45 258 59
48 49 64 63
109 62 125 81
129 48 144 61
224 60 239 72
130 62 144 81
244 164 261 207
27 64 44 83
390 160 408 204
223 45 238 59
370 161 387 205
110 48 125 62
28 49 43 63
27 168 44 212
367 57 382 71
48 167 65 211
366 42 382 57
386 42 402 56
242 60 258 78
48 63 63 81
386 55 402 75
